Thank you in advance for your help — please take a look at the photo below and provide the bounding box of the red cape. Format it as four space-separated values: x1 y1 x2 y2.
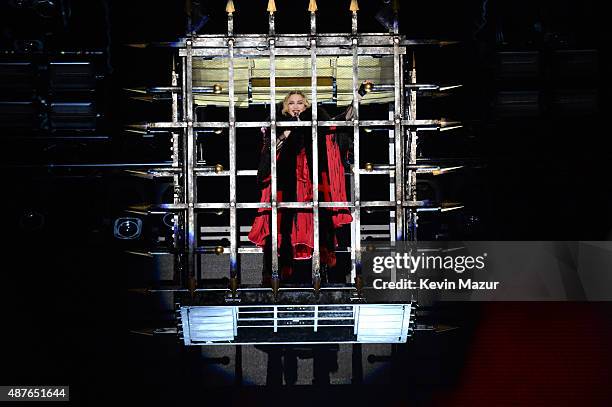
248 131 352 261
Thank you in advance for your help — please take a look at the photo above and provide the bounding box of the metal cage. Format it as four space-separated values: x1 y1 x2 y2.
131 2 459 345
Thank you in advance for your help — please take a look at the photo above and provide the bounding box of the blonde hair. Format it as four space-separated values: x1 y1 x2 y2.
281 90 311 116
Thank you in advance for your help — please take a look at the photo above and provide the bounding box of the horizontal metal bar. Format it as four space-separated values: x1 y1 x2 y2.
236 325 354 329
195 203 270 209
160 286 357 293
238 310 353 314
176 33 446 48
194 203 230 209
200 224 390 233
137 201 436 213
277 202 313 208
237 317 354 322
359 169 394 175
372 83 462 92
237 304 355 308
318 202 354 208
146 86 220 94
236 203 269 209
142 120 454 129
183 47 405 57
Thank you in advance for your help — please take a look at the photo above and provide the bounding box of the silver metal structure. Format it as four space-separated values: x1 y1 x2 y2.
129 1 461 345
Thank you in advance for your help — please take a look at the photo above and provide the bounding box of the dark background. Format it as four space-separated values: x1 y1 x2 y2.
1 0 610 405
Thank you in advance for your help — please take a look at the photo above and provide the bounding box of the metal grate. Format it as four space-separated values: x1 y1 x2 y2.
237 305 355 332
179 304 414 345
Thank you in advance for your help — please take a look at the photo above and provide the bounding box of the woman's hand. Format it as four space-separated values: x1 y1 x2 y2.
358 80 373 97
277 129 291 150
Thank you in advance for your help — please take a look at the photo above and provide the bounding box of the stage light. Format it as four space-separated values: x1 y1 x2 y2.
162 213 175 228
49 62 95 92
49 102 97 130
113 217 143 240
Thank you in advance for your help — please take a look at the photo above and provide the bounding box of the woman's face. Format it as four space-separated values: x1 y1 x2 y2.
287 94 307 117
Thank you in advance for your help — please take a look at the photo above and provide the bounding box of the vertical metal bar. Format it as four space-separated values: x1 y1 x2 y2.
388 104 396 244
176 57 189 285
314 305 319 332
171 56 180 234
393 37 404 242
228 38 238 279
310 12 316 35
171 58 179 169
351 31 361 278
227 13 233 36
268 11 278 284
407 54 418 240
269 38 279 279
349 171 356 282
388 104 397 283
310 35 320 281
269 12 275 36
184 39 197 282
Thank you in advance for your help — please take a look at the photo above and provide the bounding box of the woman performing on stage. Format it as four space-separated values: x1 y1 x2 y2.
248 82 371 283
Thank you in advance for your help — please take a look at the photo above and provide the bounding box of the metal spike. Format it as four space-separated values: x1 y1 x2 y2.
126 123 148 130
126 204 150 214
313 275 321 297
439 84 463 92
123 87 147 94
271 276 280 300
226 0 235 13
439 40 460 47
125 128 147 135
349 0 359 12
440 202 464 212
125 250 154 258
308 0 318 12
438 118 463 131
124 170 155 179
432 166 464 176
129 329 154 336
435 324 460 333
129 95 156 103
229 276 239 297
125 43 147 49
267 0 276 13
